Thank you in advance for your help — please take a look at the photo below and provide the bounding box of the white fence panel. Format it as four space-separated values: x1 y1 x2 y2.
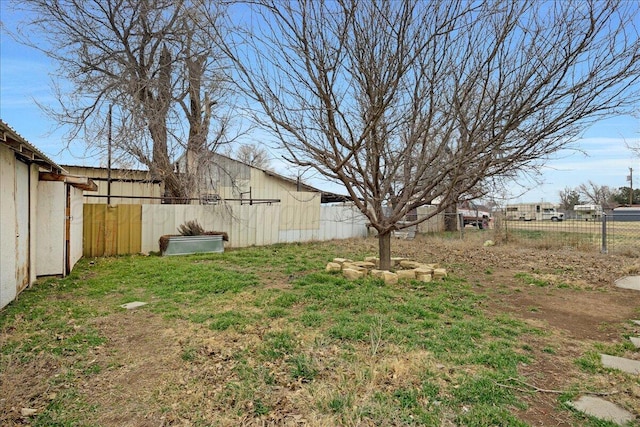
141 203 282 252
278 192 321 243
141 204 234 253
139 201 368 253
256 205 280 246
319 204 369 240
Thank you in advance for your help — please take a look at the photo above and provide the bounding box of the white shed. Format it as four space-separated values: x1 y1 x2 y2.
0 120 96 310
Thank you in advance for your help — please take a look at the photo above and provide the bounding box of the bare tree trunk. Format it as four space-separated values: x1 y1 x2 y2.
443 203 458 232
148 45 188 203
183 53 210 201
378 231 392 271
163 174 189 204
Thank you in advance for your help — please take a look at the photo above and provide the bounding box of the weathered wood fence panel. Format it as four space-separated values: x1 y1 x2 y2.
416 206 445 233
83 204 141 257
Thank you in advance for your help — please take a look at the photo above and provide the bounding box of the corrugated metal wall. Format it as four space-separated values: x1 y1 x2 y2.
140 203 280 252
83 204 142 256
83 201 369 256
278 192 321 243
250 169 298 200
198 156 300 202
319 204 369 240
64 166 163 204
197 156 251 199
94 180 163 204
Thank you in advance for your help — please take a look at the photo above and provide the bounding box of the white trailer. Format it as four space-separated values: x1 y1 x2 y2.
574 204 603 221
505 203 564 221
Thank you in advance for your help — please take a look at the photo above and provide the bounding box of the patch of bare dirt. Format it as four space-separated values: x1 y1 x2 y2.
389 235 639 336
81 311 190 426
387 235 640 426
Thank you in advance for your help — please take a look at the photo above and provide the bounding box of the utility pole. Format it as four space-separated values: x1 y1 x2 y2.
107 104 112 205
628 167 633 205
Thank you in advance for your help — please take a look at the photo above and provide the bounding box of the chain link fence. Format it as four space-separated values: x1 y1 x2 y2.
450 211 640 255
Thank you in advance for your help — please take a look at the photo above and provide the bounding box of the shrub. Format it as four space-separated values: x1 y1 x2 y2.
178 220 205 236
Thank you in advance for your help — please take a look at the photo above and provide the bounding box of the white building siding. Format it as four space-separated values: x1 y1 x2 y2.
69 186 85 269
0 146 18 309
36 180 65 276
28 164 39 286
250 169 299 201
0 149 42 309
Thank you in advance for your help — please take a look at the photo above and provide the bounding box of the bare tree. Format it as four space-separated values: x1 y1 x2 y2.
222 0 640 269
578 181 616 208
14 0 233 202
226 144 271 170
558 187 583 211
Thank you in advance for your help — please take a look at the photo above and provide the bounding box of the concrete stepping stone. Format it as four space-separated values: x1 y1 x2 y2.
630 337 640 349
120 301 147 310
600 354 640 375
614 276 640 291
567 396 635 425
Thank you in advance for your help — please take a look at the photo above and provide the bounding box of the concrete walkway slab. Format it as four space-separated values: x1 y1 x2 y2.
615 276 640 291
568 396 635 426
630 337 640 349
120 301 147 310
601 354 640 375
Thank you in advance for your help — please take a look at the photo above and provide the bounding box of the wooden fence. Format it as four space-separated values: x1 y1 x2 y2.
83 204 142 257
83 196 370 257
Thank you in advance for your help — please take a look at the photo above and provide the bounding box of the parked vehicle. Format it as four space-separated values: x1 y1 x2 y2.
459 203 491 229
574 204 603 221
505 203 564 221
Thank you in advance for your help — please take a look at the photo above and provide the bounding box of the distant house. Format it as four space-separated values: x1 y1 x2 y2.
62 165 164 204
66 153 348 206
180 152 348 204
0 120 96 310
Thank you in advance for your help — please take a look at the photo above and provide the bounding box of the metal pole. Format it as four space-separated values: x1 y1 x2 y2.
627 167 633 205
458 212 464 239
107 104 112 205
601 213 607 254
502 209 508 242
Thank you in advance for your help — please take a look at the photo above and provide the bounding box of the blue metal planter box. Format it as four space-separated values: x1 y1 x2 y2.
161 235 224 256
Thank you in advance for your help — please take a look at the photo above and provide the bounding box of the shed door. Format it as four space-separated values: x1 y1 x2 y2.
15 160 29 292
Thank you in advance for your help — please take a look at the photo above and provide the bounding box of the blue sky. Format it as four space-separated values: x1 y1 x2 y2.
1 3 639 204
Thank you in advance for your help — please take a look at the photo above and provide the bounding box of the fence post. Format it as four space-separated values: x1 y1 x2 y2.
500 208 509 242
458 212 464 239
601 213 608 254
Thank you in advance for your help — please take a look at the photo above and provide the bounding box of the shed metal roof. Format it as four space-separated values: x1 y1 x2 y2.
0 119 65 174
